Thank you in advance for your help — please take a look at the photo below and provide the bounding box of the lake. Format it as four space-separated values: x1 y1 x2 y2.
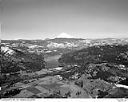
44 55 61 69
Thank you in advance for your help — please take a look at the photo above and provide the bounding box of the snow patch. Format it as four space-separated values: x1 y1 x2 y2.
54 67 63 70
1 47 14 55
115 84 128 89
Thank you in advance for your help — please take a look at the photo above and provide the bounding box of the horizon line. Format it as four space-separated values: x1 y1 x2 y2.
1 37 128 41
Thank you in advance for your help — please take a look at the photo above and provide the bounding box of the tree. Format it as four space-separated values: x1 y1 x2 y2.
0 51 21 74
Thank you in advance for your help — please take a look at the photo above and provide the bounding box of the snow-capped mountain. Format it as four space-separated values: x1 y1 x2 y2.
56 32 75 38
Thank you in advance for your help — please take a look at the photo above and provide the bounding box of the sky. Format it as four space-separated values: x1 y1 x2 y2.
1 0 128 40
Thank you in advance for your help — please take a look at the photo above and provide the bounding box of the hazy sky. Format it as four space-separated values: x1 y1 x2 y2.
1 0 128 40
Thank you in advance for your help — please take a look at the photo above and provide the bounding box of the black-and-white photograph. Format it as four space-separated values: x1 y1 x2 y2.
1 0 128 99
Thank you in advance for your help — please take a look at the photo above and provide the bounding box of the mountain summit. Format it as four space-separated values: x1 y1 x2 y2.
56 32 75 38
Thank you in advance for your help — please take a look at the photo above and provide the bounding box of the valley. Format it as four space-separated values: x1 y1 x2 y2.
1 38 128 98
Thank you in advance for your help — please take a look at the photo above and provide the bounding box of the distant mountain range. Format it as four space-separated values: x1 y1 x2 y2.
2 37 128 51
